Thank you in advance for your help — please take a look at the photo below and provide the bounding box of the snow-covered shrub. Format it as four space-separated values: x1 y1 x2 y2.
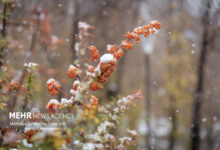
8 21 161 149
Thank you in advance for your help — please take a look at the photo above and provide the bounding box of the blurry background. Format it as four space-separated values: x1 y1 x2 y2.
1 0 220 149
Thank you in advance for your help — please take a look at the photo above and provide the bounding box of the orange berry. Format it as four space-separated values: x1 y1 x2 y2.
90 82 102 91
89 45 100 61
144 29 150 38
46 99 60 114
150 20 162 30
47 78 61 96
88 65 95 73
124 32 140 43
107 45 116 54
124 32 133 40
24 129 38 139
90 95 99 106
100 61 116 77
9 80 20 91
72 80 80 91
149 23 154 29
66 138 72 143
67 65 81 79
143 25 150 30
97 74 108 84
114 48 124 59
133 27 145 34
121 40 133 50
151 29 156 34
132 32 140 43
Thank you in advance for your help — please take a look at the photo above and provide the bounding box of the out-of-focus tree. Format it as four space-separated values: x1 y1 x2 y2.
69 0 79 62
190 0 212 150
164 35 194 150
0 1 8 68
200 1 220 150
141 36 155 149
160 1 196 150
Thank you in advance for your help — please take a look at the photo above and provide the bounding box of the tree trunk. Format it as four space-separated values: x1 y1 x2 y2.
206 111 214 150
190 0 211 150
145 54 152 149
0 2 7 68
169 96 177 150
70 0 80 62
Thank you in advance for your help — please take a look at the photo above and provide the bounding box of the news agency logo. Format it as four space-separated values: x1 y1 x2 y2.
9 112 75 119
9 112 32 119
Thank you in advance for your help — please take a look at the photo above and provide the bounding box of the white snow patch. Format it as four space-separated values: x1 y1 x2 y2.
47 78 55 84
100 54 114 63
22 139 33 148
61 98 73 105
47 99 60 109
69 65 77 70
82 143 95 150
